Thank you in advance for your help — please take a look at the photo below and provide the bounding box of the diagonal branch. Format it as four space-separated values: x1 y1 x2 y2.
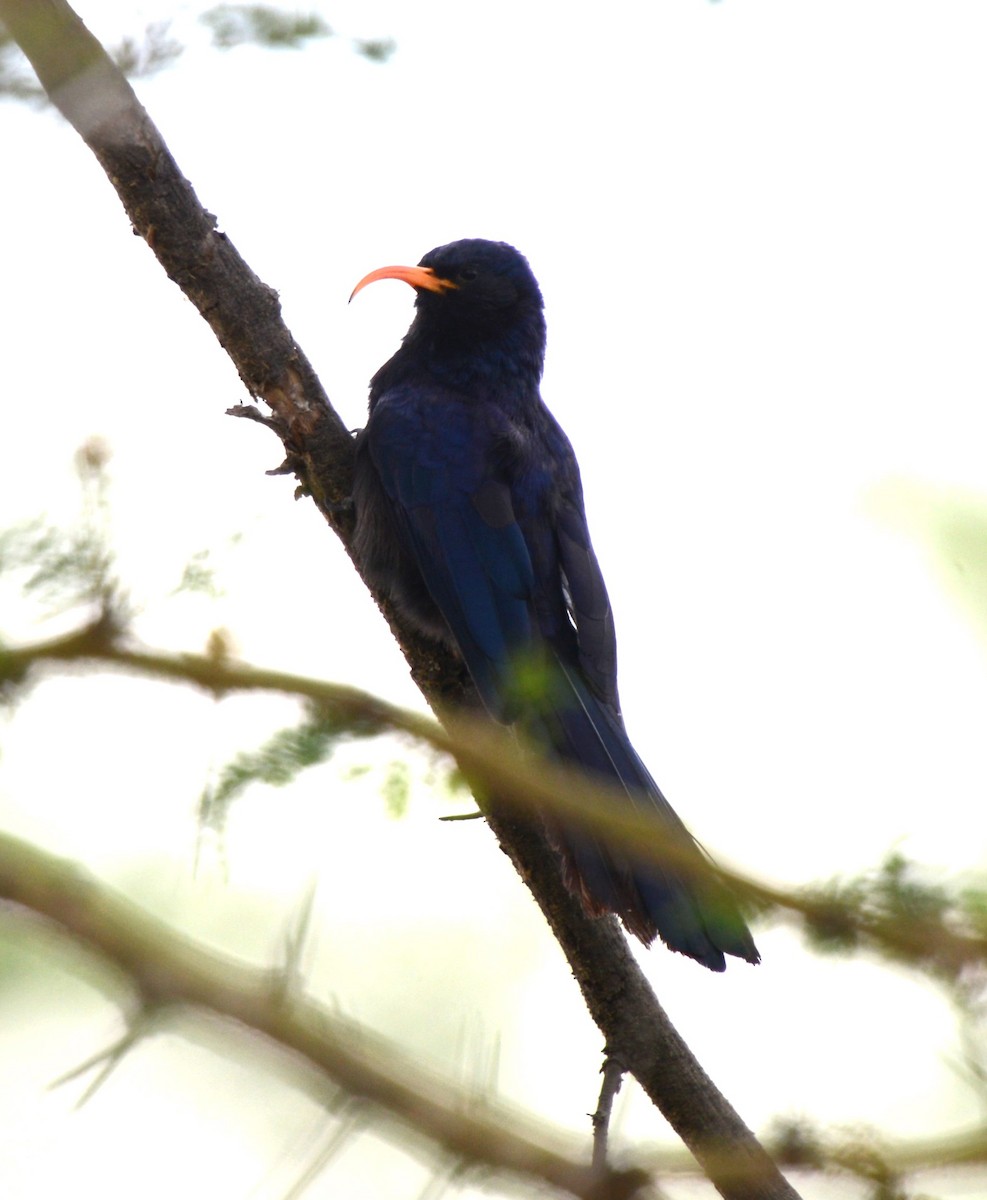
7 622 985 981
0 4 799 1196
0 831 648 1200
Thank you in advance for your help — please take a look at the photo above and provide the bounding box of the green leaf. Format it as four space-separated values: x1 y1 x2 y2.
200 708 347 830
202 5 332 51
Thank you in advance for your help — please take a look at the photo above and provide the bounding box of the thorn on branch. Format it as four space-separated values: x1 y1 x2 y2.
267 455 302 477
227 403 316 493
49 1013 156 1108
591 1054 627 1173
227 402 283 431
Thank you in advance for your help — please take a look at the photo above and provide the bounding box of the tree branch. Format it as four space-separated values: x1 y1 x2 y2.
0 4 799 1196
7 621 984 984
0 831 648 1200
592 1058 627 1172
6 823 980 1194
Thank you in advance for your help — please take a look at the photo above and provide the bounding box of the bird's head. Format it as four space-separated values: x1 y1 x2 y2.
351 240 546 383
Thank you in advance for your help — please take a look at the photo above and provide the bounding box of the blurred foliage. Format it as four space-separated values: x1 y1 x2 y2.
0 21 41 100
110 20 183 76
356 37 397 63
767 1117 914 1200
0 17 182 100
342 759 415 820
174 548 222 599
0 448 461 837
870 478 987 651
173 535 244 601
198 704 352 831
5 455 987 1196
796 850 987 1046
0 4 392 102
202 715 459 829
201 4 331 50
802 852 951 959
0 514 110 613
381 759 410 819
0 437 125 624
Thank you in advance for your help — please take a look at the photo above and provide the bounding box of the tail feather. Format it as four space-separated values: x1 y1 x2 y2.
534 662 759 970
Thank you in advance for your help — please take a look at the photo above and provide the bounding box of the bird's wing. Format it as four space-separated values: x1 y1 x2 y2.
554 499 619 712
365 390 759 968
365 390 537 716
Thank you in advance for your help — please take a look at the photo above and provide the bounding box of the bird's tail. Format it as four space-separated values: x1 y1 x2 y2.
529 660 759 971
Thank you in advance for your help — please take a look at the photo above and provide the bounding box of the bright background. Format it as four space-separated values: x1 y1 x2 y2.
2 2 987 1196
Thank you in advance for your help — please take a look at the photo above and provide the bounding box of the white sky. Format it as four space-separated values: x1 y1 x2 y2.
2 2 987 1197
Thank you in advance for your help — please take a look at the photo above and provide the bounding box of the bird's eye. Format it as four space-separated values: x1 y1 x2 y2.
458 267 478 282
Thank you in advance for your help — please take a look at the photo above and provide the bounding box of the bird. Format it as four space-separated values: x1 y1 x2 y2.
349 238 758 971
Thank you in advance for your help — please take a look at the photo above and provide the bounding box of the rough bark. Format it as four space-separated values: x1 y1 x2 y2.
0 3 799 1196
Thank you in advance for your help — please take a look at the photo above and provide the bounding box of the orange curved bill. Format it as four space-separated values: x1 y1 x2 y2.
349 264 458 302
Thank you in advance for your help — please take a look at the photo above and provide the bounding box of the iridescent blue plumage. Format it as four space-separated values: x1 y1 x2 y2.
352 238 758 970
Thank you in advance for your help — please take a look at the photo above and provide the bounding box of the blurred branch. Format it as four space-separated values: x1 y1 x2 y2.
1 828 985 1196
4 619 987 987
592 1059 626 1172
0 5 382 102
764 1115 987 1196
0 3 797 1196
0 831 648 1200
0 18 180 100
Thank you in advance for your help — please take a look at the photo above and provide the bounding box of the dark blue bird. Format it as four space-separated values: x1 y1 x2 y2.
351 238 758 970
